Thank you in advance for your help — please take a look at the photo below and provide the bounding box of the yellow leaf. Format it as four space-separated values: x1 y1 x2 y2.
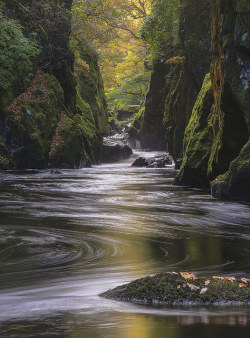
180 272 199 280
239 283 247 288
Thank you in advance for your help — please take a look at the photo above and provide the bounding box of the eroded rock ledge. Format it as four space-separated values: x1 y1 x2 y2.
101 272 250 306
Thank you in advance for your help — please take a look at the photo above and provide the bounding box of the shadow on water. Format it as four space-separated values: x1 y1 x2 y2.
0 153 250 337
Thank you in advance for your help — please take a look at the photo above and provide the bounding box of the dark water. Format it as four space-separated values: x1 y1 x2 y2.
0 152 249 338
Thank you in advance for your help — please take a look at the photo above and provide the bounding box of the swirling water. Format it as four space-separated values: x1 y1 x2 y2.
0 152 249 337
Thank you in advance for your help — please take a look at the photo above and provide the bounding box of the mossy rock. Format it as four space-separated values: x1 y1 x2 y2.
128 107 145 138
101 272 250 306
73 37 109 136
173 74 214 188
211 138 250 201
50 114 102 169
174 73 248 189
7 73 64 169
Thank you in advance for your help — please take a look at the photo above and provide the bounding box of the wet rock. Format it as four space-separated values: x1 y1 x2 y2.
101 272 250 306
102 141 133 163
132 155 172 167
131 156 153 167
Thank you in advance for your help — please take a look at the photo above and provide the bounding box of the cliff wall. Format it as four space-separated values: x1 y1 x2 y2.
139 0 250 200
0 0 108 169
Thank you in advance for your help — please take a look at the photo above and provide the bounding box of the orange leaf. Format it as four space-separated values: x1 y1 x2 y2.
225 277 235 283
205 280 211 285
241 278 250 283
212 276 224 279
239 283 246 288
180 272 199 280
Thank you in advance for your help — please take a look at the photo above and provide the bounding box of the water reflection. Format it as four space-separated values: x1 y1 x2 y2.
0 154 250 336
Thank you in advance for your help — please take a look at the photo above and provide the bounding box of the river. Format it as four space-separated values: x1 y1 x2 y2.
0 152 249 337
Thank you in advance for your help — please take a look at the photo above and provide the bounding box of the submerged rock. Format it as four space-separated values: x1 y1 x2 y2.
132 155 172 167
102 141 132 163
101 272 250 306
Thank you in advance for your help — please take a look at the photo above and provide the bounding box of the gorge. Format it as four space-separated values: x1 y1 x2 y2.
0 1 250 337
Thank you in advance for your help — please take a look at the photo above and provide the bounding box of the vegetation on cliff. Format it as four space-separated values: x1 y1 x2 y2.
0 0 108 169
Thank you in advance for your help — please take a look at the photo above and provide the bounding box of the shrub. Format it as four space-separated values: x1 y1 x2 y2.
0 10 39 89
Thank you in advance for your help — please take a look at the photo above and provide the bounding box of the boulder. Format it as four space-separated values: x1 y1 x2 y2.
132 155 172 167
102 141 132 163
101 272 250 306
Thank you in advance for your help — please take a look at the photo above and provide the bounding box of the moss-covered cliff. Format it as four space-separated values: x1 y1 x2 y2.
139 0 211 160
139 0 250 200
0 0 108 169
174 0 249 199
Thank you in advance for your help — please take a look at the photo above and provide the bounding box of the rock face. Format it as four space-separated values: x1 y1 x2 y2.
139 0 211 159
101 272 250 305
175 0 249 191
211 139 250 201
0 0 108 169
138 0 250 200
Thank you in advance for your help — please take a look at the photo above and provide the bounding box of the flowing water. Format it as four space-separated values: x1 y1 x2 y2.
0 152 249 338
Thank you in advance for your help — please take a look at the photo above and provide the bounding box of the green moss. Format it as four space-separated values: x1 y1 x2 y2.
50 114 102 169
211 138 250 201
101 272 250 305
173 74 214 188
5 73 64 169
72 37 109 136
76 85 95 125
128 107 145 138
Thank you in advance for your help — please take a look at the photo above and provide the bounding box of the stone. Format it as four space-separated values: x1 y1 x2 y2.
101 272 250 306
102 141 132 163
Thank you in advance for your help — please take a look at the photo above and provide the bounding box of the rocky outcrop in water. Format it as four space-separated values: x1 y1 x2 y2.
101 272 250 306
102 140 132 163
0 0 108 169
132 155 172 168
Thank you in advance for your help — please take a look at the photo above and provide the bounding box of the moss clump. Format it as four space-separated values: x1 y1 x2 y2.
101 272 250 306
211 138 250 201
